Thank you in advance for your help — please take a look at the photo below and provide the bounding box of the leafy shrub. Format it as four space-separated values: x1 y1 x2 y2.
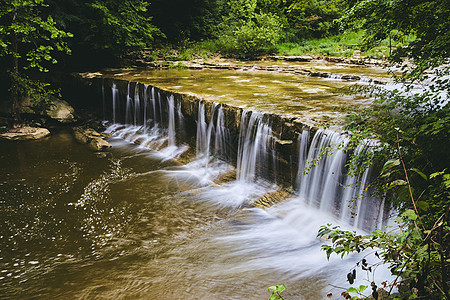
218 13 283 58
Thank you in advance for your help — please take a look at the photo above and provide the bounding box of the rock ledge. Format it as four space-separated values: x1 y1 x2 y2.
0 126 50 140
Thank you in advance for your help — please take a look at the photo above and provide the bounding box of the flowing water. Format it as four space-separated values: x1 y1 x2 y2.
1 70 393 299
0 129 391 300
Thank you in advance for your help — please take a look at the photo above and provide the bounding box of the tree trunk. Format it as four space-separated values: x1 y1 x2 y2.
11 8 20 124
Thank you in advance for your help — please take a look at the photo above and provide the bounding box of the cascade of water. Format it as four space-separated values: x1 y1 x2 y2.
158 90 164 126
296 129 310 190
143 84 148 133
298 130 331 203
205 103 219 161
308 131 345 207
167 95 176 147
107 81 389 231
125 82 132 125
134 83 141 126
296 130 384 231
196 102 208 158
150 87 157 127
214 106 229 160
177 99 184 127
339 140 385 231
319 137 348 212
237 111 273 182
111 82 119 124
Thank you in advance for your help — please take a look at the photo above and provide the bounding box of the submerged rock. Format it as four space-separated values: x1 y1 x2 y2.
0 126 50 140
73 127 111 151
252 188 294 208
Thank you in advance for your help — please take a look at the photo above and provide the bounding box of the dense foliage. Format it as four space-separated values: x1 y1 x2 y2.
216 0 284 58
339 0 450 63
45 0 162 68
0 0 72 121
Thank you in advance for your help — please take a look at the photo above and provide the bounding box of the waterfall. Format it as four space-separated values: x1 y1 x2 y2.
150 87 157 126
111 82 119 124
104 79 387 231
125 81 132 125
237 110 273 182
133 83 141 126
195 102 227 168
214 106 229 160
296 130 384 231
297 129 310 190
338 140 385 231
106 81 188 159
205 103 219 161
196 101 208 158
167 95 176 147
143 84 148 133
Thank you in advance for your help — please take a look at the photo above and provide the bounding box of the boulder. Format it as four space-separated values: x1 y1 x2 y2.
88 137 112 151
20 96 76 123
73 127 111 151
0 126 50 140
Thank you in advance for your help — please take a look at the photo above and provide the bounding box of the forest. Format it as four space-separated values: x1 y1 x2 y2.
0 0 449 299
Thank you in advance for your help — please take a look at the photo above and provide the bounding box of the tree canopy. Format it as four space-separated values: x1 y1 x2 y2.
339 0 450 64
0 0 72 121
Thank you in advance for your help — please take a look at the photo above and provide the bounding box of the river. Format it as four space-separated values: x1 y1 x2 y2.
1 65 392 299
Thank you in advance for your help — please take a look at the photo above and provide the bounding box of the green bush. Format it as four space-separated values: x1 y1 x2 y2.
218 13 283 58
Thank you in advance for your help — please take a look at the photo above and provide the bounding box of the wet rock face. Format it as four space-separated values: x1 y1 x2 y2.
252 188 294 208
0 126 50 140
73 127 111 151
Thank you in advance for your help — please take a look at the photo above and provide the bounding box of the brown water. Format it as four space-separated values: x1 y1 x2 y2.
0 128 386 299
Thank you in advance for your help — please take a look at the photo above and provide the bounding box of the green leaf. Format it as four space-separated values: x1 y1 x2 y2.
401 209 417 221
387 179 407 189
410 168 427 181
443 174 450 189
358 285 368 292
430 169 446 179
381 159 400 174
276 284 286 292
347 287 358 293
416 201 429 211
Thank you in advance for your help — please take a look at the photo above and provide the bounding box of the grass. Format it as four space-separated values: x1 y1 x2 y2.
144 40 220 62
275 31 390 59
142 31 408 62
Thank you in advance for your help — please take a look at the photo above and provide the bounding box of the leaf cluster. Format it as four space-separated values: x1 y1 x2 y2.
0 0 72 72
338 0 450 63
216 0 284 58
268 284 286 300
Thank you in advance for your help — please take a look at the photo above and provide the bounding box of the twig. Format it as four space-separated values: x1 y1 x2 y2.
396 132 425 231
